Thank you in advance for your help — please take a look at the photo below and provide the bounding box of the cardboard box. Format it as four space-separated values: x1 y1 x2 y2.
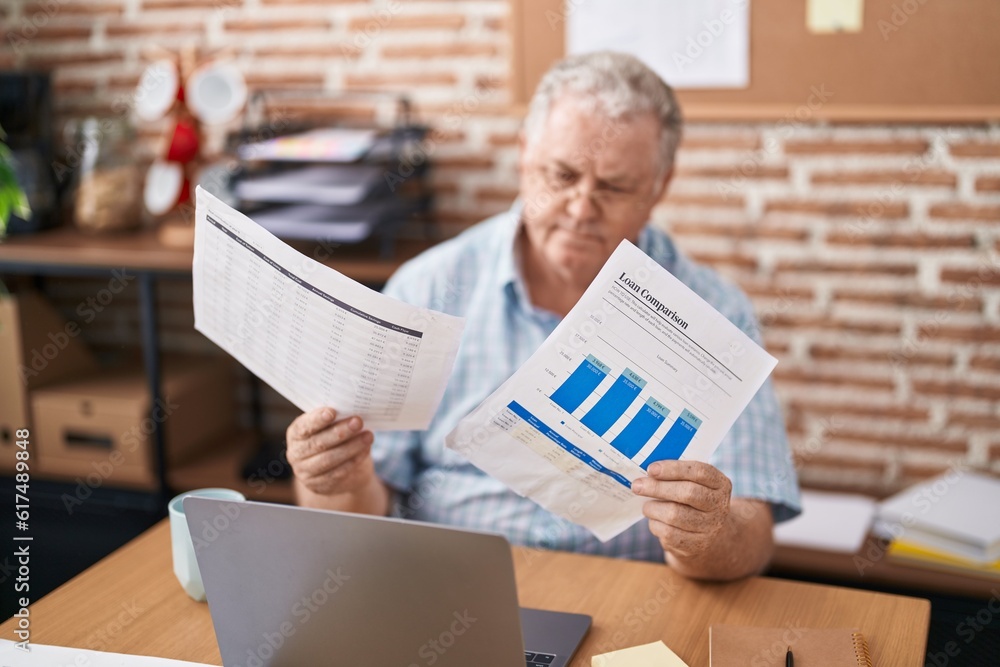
32 356 236 489
0 292 97 473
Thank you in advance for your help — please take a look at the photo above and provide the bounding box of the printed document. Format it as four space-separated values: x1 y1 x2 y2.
0 640 212 667
192 187 464 430
446 241 776 541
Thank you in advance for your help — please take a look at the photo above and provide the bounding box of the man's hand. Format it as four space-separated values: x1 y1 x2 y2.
286 407 376 497
631 460 774 580
631 460 732 559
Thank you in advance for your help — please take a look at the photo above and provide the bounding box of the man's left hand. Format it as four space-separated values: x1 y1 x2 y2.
631 460 733 558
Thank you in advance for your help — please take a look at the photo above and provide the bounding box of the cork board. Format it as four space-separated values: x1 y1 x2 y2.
510 0 1000 122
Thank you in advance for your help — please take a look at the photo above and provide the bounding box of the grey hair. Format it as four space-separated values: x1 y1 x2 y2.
523 51 683 177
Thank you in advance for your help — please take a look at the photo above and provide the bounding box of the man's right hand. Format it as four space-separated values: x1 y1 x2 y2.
286 407 376 497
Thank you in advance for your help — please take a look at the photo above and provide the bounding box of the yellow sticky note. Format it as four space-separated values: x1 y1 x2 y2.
807 0 864 33
592 640 689 667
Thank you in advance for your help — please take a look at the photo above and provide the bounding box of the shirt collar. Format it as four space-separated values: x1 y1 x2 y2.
637 220 679 274
494 199 524 295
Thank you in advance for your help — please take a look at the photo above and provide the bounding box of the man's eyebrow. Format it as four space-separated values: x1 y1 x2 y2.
553 159 579 173
553 160 635 187
596 173 636 189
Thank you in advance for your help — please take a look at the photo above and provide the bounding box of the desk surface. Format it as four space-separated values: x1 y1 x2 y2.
1 520 930 666
0 226 433 282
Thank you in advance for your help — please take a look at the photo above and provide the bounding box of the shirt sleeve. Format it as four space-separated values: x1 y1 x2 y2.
709 295 802 523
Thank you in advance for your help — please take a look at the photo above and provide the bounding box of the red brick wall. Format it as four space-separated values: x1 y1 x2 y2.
4 0 999 495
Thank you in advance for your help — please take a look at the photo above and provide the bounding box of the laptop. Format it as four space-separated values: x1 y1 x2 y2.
184 498 591 667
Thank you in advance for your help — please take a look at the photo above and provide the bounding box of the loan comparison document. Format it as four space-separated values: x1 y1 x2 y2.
446 241 777 541
193 187 465 431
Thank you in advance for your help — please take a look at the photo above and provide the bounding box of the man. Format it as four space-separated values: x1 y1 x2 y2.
287 51 800 581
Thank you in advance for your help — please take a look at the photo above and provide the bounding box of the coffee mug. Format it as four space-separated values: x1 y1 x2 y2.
168 487 245 601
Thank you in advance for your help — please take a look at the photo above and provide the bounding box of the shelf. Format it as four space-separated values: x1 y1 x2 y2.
0 224 437 284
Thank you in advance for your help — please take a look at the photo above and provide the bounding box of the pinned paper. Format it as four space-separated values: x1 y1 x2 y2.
592 640 689 667
807 0 864 33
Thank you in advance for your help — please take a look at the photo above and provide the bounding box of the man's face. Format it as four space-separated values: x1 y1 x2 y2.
518 97 671 284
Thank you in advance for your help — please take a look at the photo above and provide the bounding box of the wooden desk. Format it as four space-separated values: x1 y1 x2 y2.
0 225 432 282
0 520 931 666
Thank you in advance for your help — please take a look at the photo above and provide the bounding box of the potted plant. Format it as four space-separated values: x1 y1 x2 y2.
0 123 31 240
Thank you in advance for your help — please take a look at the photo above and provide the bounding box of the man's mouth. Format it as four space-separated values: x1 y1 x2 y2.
554 225 602 241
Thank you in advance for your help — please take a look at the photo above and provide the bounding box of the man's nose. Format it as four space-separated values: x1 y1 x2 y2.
565 181 599 223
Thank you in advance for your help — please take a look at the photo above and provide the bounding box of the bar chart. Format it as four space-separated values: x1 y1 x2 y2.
610 397 670 458
550 354 611 413
549 354 704 469
580 368 646 436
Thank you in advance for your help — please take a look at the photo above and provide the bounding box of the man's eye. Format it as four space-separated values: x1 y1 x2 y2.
555 170 575 183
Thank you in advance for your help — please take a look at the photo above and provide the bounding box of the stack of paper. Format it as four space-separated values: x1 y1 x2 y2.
774 490 876 554
237 128 377 163
875 471 1000 575
887 540 1000 580
235 165 384 206
235 163 393 242
249 200 399 242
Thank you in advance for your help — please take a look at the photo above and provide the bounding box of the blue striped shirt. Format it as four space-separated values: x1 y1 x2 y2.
374 203 800 562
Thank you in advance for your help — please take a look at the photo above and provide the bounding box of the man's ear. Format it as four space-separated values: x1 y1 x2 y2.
517 130 529 176
652 166 674 203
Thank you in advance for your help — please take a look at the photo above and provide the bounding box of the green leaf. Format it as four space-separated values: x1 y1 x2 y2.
13 189 30 220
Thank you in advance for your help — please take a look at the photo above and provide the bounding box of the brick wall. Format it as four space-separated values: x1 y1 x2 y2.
4 0 999 495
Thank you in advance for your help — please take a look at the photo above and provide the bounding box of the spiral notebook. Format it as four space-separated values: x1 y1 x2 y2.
709 626 872 667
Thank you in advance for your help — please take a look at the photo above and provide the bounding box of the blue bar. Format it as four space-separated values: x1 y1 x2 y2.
580 368 646 436
550 354 610 413
643 408 703 469
610 398 670 459
507 401 632 489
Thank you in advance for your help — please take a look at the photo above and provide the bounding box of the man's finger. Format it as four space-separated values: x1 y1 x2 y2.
631 479 718 511
295 431 373 479
644 460 729 490
642 500 709 532
292 416 365 461
290 407 339 441
646 519 704 556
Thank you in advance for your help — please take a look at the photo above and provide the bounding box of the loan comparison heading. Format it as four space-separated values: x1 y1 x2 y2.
618 272 689 331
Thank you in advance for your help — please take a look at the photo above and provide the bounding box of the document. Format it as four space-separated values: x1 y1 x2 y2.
0 640 212 667
446 241 776 541
193 187 465 430
567 0 750 89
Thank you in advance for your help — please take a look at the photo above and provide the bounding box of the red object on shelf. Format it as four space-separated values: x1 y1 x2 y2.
165 117 200 163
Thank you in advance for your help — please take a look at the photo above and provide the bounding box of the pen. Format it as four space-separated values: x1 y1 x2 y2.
785 646 794 667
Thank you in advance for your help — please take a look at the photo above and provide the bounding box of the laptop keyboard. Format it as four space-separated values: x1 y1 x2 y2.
525 651 556 666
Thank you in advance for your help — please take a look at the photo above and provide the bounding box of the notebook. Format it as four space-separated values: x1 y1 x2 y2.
888 539 1000 580
709 626 872 667
876 471 1000 563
